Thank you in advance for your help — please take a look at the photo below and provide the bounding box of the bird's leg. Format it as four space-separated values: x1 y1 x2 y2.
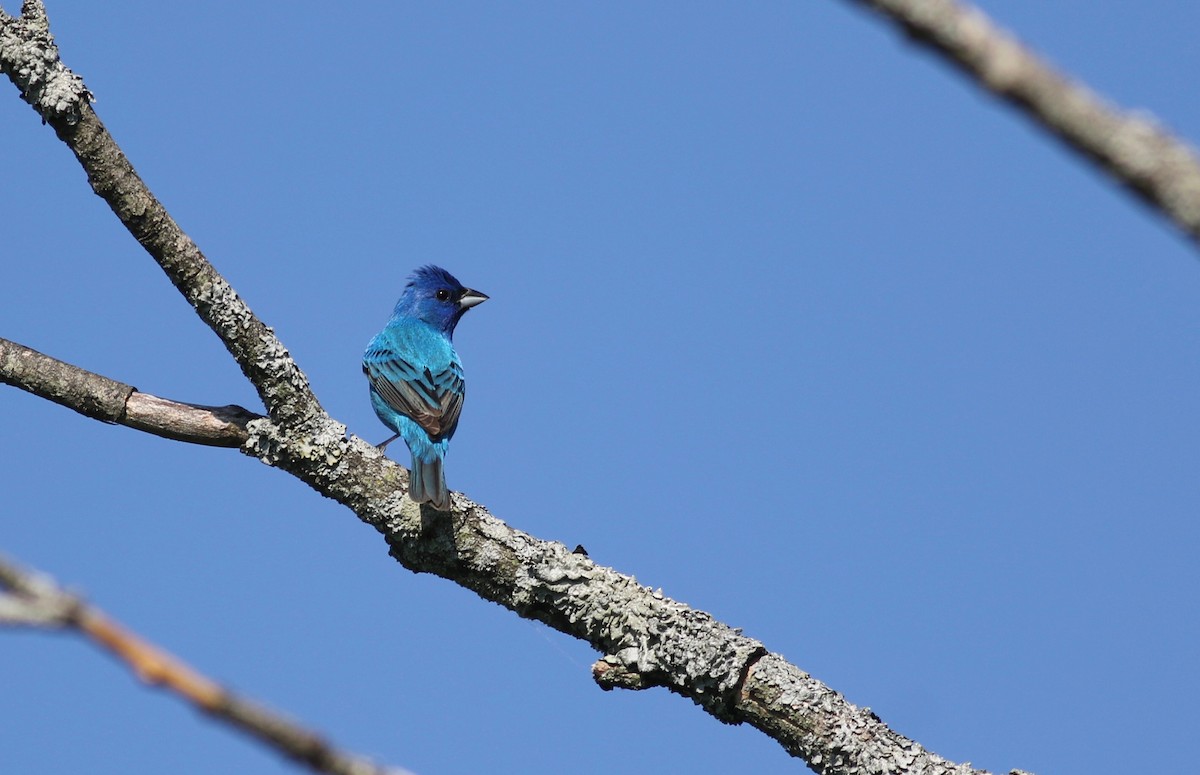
377 433 400 451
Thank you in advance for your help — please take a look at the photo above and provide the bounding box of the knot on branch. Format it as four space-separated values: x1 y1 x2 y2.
591 653 666 692
0 1 93 125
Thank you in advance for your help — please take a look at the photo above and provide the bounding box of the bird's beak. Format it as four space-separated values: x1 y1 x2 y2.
459 289 489 309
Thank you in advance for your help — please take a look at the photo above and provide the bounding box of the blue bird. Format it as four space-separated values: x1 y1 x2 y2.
363 266 488 510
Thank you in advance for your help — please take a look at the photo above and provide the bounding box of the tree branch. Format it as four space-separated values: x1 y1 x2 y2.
843 0 1200 248
0 553 412 775
251 417 1008 775
0 0 321 426
0 328 999 772
0 337 258 446
0 4 1027 774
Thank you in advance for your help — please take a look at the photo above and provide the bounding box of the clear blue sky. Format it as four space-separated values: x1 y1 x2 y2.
3 3 1199 774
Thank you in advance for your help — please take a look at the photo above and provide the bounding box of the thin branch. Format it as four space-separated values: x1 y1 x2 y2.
0 337 258 447
0 559 78 625
843 0 1200 248
0 554 412 775
0 1 322 426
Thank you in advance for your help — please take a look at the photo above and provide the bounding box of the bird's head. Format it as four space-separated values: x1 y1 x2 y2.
394 265 488 336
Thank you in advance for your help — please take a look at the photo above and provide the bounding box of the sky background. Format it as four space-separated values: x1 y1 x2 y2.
3 2 1199 774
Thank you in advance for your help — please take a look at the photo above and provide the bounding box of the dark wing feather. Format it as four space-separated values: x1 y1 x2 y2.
364 348 465 441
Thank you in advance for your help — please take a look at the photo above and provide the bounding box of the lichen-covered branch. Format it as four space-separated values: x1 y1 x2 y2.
1 3 1021 773
0 554 411 775
0 1 322 426
0 337 258 446
245 420 1001 774
0 329 999 772
843 0 1200 247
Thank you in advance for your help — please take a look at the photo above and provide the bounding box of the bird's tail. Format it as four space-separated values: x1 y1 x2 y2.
409 456 450 511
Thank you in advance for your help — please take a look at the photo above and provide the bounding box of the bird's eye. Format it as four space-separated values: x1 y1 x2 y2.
435 289 451 301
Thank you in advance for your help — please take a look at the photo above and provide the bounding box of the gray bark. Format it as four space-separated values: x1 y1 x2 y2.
845 0 1200 248
0 2 1078 773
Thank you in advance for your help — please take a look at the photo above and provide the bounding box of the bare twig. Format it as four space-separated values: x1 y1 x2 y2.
0 337 258 446
844 0 1200 247
0 554 411 775
0 559 78 625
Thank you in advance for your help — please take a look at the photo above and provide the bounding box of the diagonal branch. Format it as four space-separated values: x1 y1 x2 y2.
0 4 1022 774
843 0 1200 248
0 335 1002 773
0 553 412 775
0 0 322 427
260 417 1003 775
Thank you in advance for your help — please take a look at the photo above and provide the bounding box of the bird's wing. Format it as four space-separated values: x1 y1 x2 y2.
364 344 465 441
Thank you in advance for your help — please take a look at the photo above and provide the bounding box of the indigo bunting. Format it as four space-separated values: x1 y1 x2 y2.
363 266 488 510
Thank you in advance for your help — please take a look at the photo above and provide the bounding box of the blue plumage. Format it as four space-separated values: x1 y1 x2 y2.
363 266 487 510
